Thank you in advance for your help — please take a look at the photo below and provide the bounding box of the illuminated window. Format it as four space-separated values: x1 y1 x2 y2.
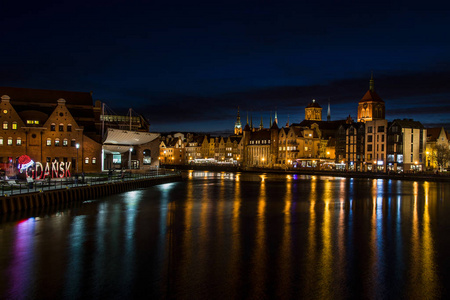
0 138 2 145
7 137 13 145
16 137 22 145
12 122 17 130
55 138 60 146
92 157 96 164
85 157 89 164
59 124 64 131
67 124 72 132
50 123 55 131
47 138 52 146
63 139 68 146
3 121 8 129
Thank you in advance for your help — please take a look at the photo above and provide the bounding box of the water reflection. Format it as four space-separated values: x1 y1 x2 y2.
8 218 36 299
0 172 448 299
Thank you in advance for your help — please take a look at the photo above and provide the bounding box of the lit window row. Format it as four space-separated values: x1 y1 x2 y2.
46 138 77 147
2 121 18 130
0 137 22 145
85 157 97 164
27 120 40 124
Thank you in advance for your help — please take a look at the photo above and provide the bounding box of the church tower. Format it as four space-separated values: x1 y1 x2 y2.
357 73 385 122
234 107 242 135
305 99 322 121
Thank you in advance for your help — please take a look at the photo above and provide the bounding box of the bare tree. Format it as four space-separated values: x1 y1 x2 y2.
433 144 450 171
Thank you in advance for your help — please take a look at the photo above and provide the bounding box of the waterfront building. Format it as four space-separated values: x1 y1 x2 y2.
364 119 388 172
185 135 205 162
336 122 365 171
425 127 449 170
225 136 243 163
0 87 160 175
159 137 185 165
387 119 427 172
245 129 272 167
0 88 101 175
215 137 226 162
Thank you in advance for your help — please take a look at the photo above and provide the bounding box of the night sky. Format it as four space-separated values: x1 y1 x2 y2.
1 1 450 133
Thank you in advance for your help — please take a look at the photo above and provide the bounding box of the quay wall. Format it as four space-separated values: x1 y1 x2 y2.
0 175 182 214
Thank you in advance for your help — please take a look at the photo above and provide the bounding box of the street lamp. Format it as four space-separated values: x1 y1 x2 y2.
76 143 80 173
129 147 133 169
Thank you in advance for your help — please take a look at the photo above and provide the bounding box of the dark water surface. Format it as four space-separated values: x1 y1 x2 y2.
1 171 450 299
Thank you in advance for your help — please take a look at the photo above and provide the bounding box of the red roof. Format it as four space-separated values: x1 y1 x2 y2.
426 127 443 141
359 90 384 103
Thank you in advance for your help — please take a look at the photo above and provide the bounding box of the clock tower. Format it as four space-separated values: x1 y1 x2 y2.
357 74 385 122
234 107 242 135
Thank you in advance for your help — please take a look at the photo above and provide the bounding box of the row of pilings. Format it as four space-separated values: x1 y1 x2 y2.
0 175 182 214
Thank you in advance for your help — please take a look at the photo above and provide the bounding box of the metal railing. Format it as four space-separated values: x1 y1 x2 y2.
0 168 181 197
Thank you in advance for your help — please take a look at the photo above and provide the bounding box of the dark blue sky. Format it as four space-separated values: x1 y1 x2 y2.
1 0 449 133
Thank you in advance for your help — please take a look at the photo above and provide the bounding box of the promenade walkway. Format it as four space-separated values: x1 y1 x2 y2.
0 168 180 197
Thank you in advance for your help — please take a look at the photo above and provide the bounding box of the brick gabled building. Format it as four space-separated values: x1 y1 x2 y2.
0 87 102 176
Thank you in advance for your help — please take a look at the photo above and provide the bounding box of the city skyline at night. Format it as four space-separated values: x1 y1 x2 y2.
1 1 449 132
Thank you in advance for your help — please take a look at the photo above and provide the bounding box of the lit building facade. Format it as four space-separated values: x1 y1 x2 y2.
357 74 385 123
425 127 449 171
336 122 365 171
0 89 101 176
387 119 427 172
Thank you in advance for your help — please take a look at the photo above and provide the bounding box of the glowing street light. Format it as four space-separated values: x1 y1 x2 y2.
76 143 80 173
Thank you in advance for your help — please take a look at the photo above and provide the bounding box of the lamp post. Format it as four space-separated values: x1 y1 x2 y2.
76 143 80 173
129 147 133 169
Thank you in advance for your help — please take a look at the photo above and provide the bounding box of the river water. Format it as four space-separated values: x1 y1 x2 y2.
1 171 449 299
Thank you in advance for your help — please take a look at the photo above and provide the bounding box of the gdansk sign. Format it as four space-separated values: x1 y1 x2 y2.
18 155 72 179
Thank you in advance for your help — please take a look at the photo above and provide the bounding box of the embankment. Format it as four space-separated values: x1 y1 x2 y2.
0 174 182 214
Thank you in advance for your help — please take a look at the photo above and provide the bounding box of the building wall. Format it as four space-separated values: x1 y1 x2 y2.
365 119 387 172
401 128 426 171
1 96 102 176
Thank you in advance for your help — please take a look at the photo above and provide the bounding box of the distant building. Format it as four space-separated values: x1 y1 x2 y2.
387 119 427 172
425 127 449 170
336 122 365 171
234 108 242 135
357 74 385 123
305 99 322 121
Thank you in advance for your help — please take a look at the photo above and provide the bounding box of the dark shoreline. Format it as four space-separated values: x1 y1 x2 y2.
164 164 450 182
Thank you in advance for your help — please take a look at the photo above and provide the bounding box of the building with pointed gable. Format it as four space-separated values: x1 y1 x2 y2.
0 88 102 176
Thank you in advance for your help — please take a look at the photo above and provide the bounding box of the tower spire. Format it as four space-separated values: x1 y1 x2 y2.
327 98 331 122
270 111 273 126
234 106 242 135
259 114 264 129
286 114 290 127
275 110 278 124
369 71 374 92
